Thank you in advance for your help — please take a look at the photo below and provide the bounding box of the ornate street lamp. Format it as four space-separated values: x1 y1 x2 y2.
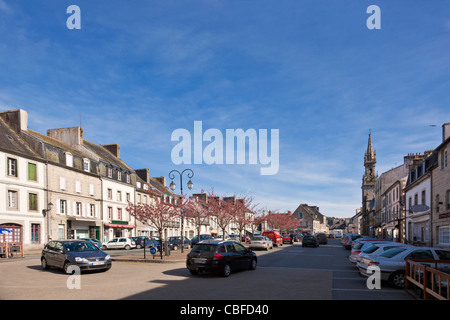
168 169 194 253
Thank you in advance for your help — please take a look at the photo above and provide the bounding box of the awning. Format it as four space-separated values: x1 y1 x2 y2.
104 223 135 229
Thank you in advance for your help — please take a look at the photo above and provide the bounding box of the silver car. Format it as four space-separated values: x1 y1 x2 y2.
356 242 413 264
41 240 112 274
357 247 450 288
248 236 273 251
349 240 392 264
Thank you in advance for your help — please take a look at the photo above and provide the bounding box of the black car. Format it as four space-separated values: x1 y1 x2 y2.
186 240 257 277
190 234 214 247
167 236 191 250
302 235 319 248
41 240 111 273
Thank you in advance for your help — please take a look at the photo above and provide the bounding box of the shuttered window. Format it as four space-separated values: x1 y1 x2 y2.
28 163 37 181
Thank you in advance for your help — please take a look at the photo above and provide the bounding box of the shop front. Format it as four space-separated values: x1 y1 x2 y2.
104 221 135 242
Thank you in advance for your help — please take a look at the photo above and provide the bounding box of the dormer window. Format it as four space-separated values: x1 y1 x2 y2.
117 170 122 181
66 152 73 167
107 167 113 178
83 159 90 172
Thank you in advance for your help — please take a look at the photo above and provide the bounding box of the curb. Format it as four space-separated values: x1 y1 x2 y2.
112 258 185 264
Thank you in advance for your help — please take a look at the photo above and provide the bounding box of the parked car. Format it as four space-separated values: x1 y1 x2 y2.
186 240 257 277
248 236 273 251
355 242 413 264
80 238 102 249
282 233 294 244
341 233 362 250
357 246 450 288
167 236 191 250
128 236 151 249
349 240 394 264
41 240 111 273
191 234 214 247
315 233 328 244
262 230 283 247
302 235 319 248
102 237 136 250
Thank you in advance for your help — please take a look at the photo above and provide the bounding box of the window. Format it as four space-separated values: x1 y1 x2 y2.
31 224 40 243
75 181 81 193
28 163 37 181
89 204 95 217
422 190 426 206
58 225 65 240
66 153 73 167
117 171 122 181
7 158 17 177
406 250 434 260
28 193 38 211
7 190 18 209
83 159 90 172
107 189 112 200
107 167 113 178
60 200 67 215
60 177 67 190
89 184 95 196
117 208 122 220
439 226 450 246
126 173 130 184
126 193 130 202
107 207 112 220
436 194 440 213
414 194 418 206
76 202 82 216
117 191 122 202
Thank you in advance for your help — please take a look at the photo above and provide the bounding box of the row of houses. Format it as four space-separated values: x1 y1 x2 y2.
0 109 181 251
359 123 450 248
0 109 265 252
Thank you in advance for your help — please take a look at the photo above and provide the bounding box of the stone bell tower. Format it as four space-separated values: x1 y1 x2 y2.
361 131 377 235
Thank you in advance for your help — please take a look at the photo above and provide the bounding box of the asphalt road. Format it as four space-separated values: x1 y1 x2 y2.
0 239 413 301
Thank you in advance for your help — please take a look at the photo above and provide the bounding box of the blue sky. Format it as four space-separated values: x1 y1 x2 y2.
1 0 449 218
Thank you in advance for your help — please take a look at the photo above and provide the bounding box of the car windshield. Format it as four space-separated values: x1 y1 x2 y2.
64 241 99 252
192 244 217 253
304 236 314 240
379 247 407 258
363 245 379 253
252 237 264 241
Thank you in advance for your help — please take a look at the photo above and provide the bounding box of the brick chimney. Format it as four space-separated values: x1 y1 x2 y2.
443 123 450 142
0 109 28 132
47 127 83 146
102 144 120 159
135 168 150 183
154 176 166 187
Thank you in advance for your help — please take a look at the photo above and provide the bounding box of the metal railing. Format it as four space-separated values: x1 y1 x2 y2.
405 259 450 300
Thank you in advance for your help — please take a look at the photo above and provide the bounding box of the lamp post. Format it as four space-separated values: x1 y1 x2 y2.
168 169 194 253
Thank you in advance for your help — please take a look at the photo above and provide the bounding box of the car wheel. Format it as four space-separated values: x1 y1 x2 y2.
136 244 142 249
389 271 405 288
249 259 257 270
41 257 49 270
221 264 231 277
173 245 178 251
102 245 107 250
63 261 73 274
189 269 199 275
125 245 131 250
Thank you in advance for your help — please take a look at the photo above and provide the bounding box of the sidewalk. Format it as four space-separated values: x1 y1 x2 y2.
112 249 187 263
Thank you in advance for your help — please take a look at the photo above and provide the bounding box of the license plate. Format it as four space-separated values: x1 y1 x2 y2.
91 261 105 266
193 258 207 264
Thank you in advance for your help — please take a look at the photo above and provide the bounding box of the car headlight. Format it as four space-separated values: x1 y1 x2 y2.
104 255 111 260
75 257 89 263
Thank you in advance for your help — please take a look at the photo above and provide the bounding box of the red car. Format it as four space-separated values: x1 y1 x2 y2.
262 230 283 247
282 234 294 244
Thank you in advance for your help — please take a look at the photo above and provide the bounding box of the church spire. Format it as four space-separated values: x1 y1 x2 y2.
365 130 376 164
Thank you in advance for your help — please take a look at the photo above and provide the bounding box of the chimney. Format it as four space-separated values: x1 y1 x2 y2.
135 168 150 183
47 127 83 146
193 193 207 202
102 144 120 159
443 123 450 142
0 109 28 132
154 176 166 187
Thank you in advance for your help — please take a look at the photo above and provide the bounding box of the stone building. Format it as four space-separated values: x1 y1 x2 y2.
430 123 450 248
361 132 377 236
292 203 328 234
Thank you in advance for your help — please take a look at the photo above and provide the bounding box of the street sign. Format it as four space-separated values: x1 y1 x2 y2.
149 247 157 255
